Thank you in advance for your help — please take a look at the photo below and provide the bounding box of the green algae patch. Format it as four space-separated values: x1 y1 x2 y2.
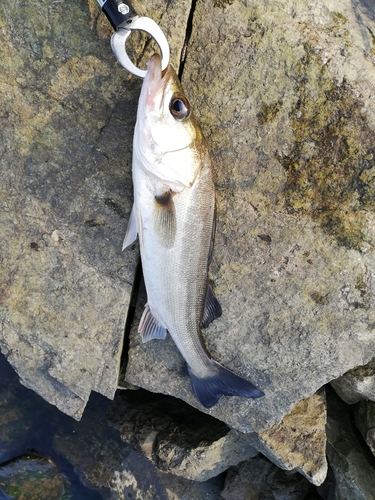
213 0 235 7
257 100 283 125
277 44 375 250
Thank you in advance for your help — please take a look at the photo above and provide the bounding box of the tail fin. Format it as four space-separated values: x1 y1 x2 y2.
187 360 264 408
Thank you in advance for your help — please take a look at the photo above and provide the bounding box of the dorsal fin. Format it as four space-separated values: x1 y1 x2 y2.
201 285 222 329
152 189 176 248
138 304 167 343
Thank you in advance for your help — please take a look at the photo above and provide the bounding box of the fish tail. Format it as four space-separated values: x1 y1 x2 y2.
187 360 264 408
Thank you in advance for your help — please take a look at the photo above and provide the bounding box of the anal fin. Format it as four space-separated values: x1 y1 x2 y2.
201 285 222 329
138 305 167 343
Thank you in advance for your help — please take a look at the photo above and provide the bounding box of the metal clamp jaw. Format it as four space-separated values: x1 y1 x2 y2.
99 0 170 78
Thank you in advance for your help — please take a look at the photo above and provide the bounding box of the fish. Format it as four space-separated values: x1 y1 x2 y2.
123 54 264 408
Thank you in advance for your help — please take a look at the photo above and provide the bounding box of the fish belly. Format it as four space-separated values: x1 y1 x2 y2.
136 157 215 377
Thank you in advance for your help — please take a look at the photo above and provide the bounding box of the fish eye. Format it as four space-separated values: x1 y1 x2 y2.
170 94 190 120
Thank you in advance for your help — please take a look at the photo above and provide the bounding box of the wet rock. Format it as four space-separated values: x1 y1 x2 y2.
109 389 257 482
353 399 375 457
317 467 336 500
0 349 228 500
53 393 133 497
0 455 71 500
0 0 189 419
247 389 327 486
0 352 106 498
326 387 375 500
123 0 375 439
331 357 375 404
221 456 316 500
53 387 228 499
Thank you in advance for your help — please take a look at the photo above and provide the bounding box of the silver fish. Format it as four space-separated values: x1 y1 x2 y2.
123 54 264 408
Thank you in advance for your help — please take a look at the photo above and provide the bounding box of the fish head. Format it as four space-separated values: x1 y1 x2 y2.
134 54 203 190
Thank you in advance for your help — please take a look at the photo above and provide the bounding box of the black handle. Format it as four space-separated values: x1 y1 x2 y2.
102 0 137 30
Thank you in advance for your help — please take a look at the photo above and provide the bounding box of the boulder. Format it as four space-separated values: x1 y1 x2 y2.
109 389 258 482
110 454 226 500
353 399 375 458
0 0 190 419
221 456 315 500
156 473 225 500
326 388 375 500
247 389 327 486
331 357 375 404
123 0 375 438
0 455 71 500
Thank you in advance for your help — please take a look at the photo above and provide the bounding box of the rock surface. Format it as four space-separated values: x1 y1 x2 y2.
2 0 375 495
0 0 192 419
109 389 258 482
353 399 375 458
326 387 375 500
221 456 316 500
0 352 228 500
124 0 375 435
331 356 375 404
247 389 327 486
0 455 71 500
0 0 137 419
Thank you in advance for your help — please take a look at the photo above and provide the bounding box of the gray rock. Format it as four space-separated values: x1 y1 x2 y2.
221 456 315 500
331 357 375 404
109 389 258 482
123 0 375 437
326 388 375 500
157 473 225 500
353 399 375 458
0 0 189 419
110 457 225 500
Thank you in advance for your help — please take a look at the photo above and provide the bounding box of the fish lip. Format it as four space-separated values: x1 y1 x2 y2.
146 54 172 111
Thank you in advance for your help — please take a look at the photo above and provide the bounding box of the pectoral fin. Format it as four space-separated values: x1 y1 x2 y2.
138 304 167 343
201 285 222 328
152 190 176 248
123 204 144 253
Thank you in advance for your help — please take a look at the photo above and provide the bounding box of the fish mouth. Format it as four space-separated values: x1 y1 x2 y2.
145 54 173 110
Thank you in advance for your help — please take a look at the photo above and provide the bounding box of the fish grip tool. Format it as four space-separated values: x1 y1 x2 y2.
97 0 170 78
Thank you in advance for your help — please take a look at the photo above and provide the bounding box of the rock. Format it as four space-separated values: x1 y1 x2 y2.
110 459 226 500
156 473 225 500
109 389 258 482
325 387 375 500
0 455 71 500
53 393 134 497
123 0 375 436
353 399 375 457
53 386 229 499
221 456 316 500
317 467 336 500
331 357 375 404
246 389 327 486
0 352 106 498
0 0 189 419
